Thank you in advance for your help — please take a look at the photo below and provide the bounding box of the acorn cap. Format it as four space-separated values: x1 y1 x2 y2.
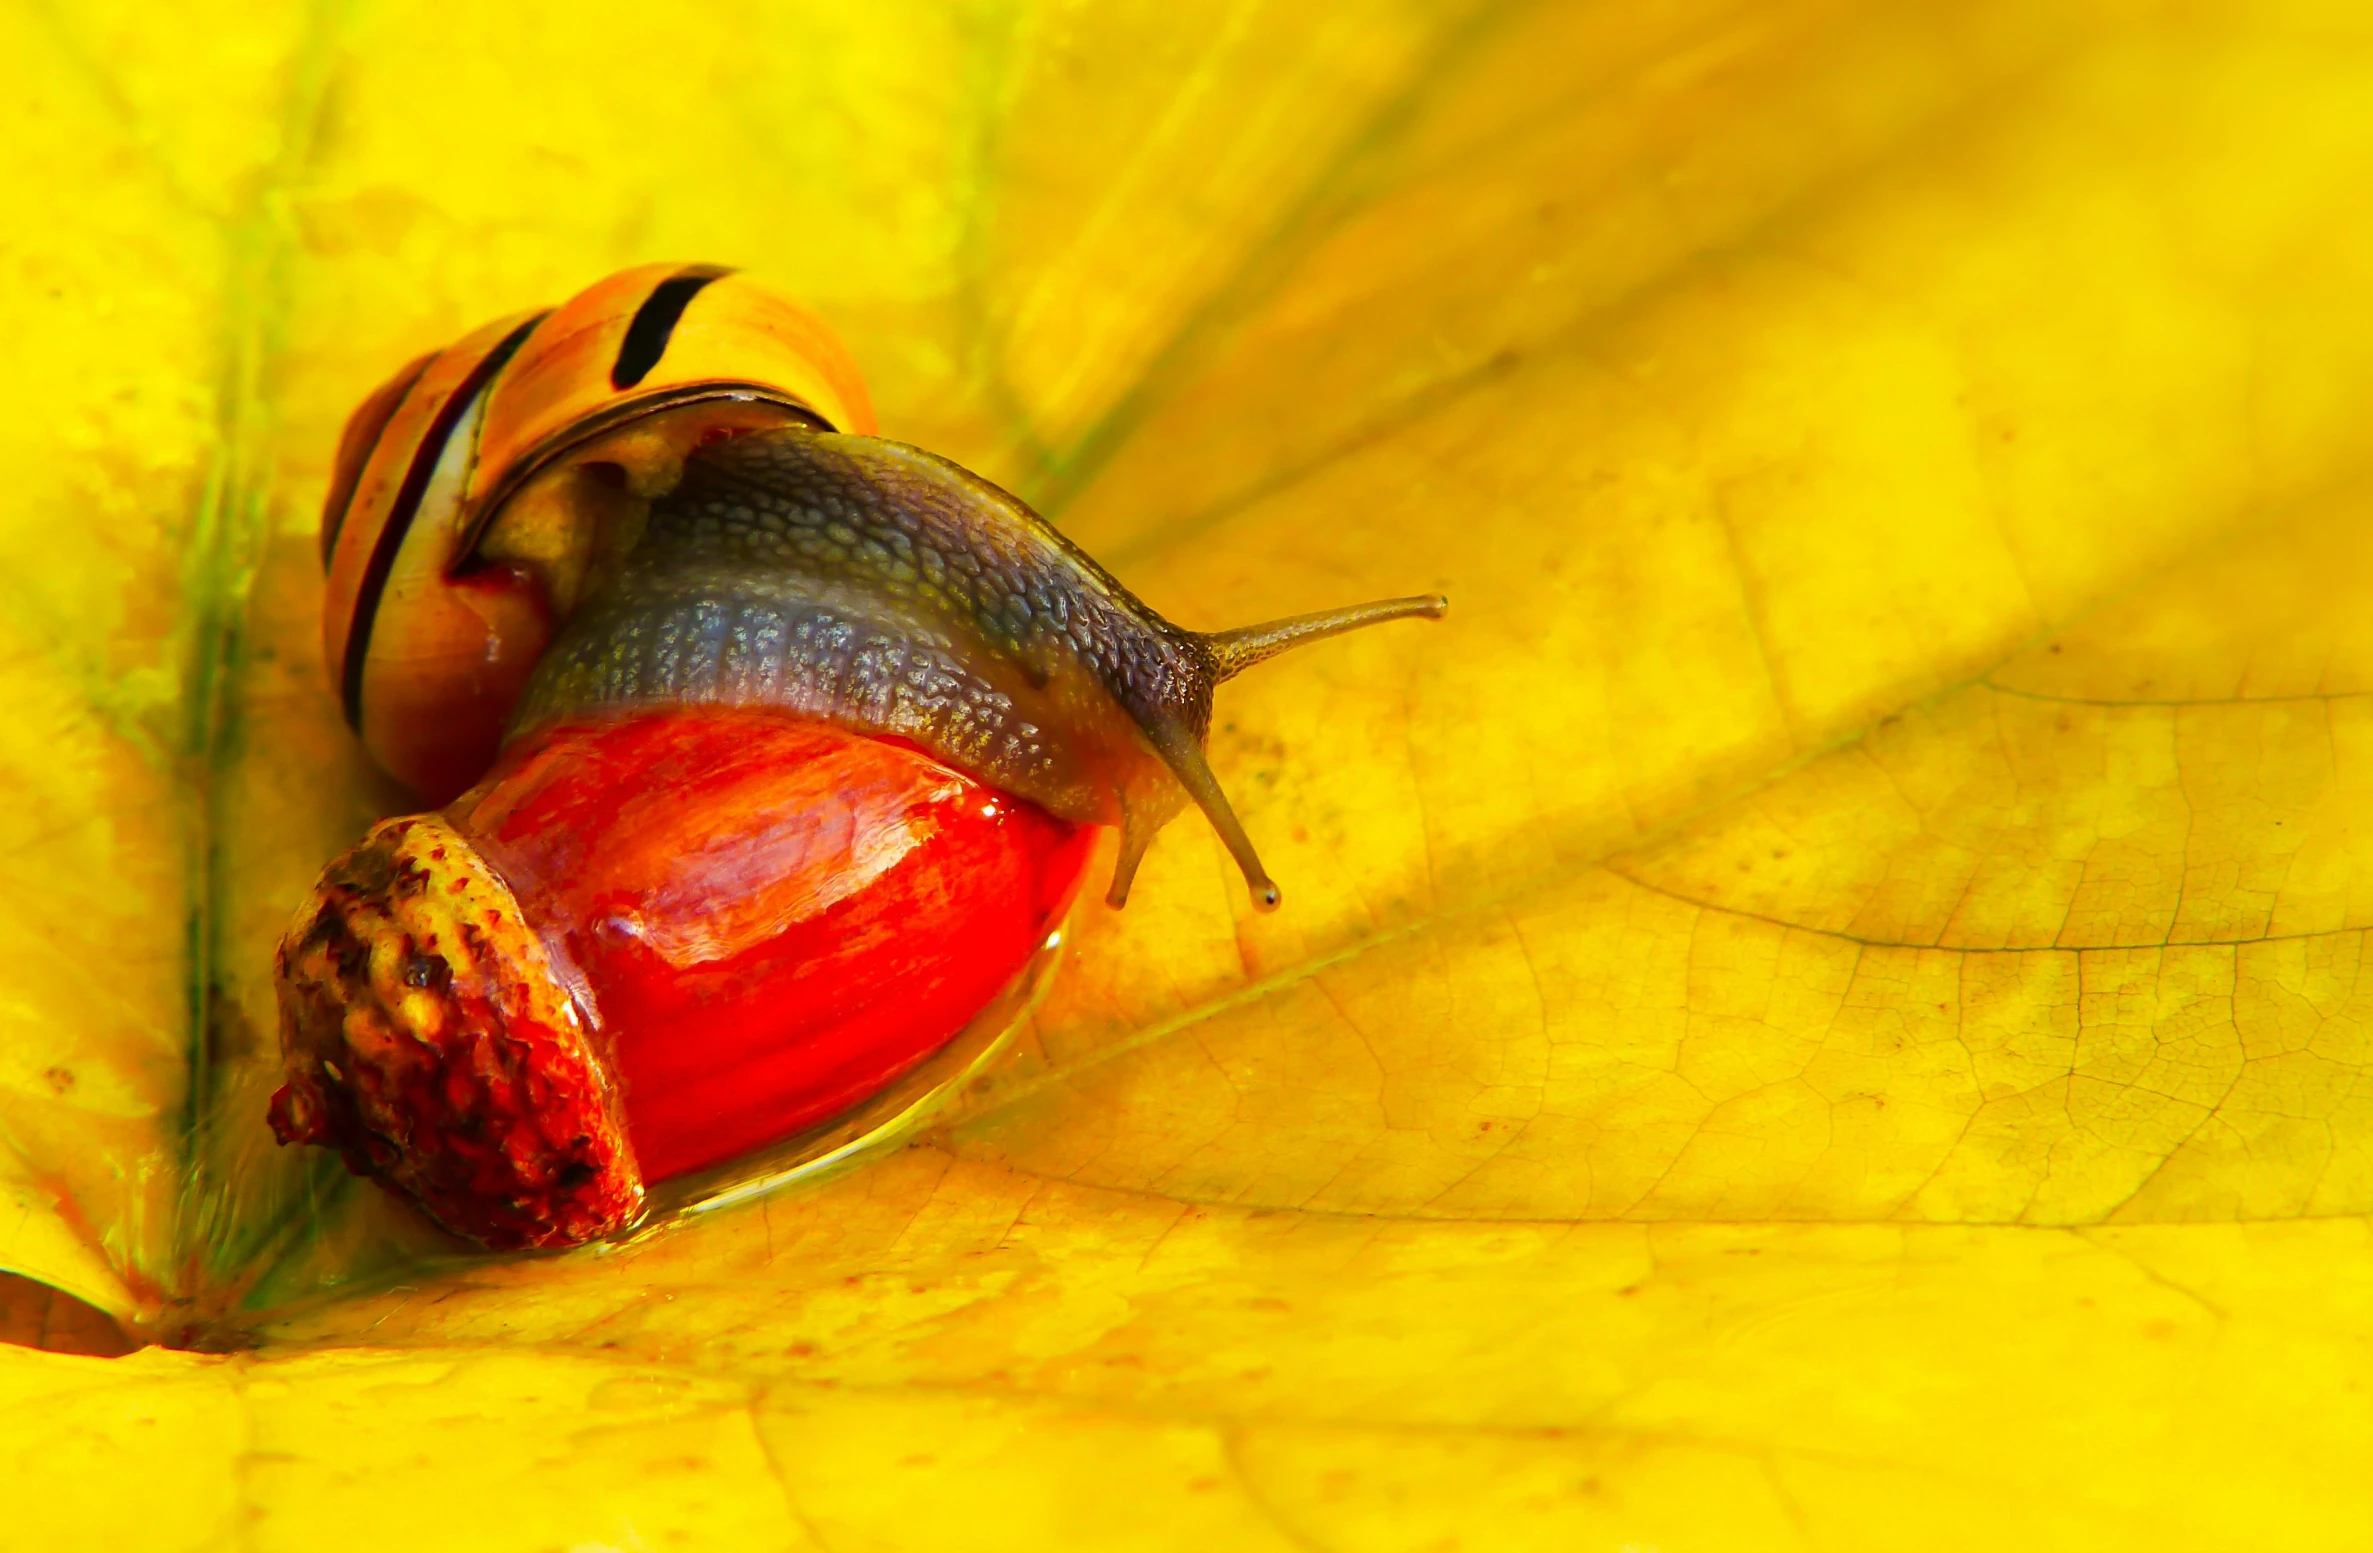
269 813 643 1249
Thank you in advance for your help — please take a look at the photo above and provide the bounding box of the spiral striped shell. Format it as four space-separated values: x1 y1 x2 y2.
318 264 876 802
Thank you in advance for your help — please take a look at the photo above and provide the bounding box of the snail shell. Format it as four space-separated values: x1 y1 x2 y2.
321 264 874 804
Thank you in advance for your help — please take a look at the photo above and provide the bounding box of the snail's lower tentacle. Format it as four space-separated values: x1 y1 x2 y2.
1107 804 1154 910
1138 712 1281 912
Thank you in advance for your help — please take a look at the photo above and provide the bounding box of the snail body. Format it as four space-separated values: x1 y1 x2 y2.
274 265 1444 1248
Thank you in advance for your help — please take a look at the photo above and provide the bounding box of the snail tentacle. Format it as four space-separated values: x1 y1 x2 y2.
1134 708 1282 911
1204 594 1449 683
1107 797 1155 909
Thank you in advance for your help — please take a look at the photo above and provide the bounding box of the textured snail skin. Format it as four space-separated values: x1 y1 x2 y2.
516 429 1212 881
514 426 1445 909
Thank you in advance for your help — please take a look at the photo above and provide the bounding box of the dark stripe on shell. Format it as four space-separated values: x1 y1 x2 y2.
609 265 734 390
320 351 435 573
341 312 551 731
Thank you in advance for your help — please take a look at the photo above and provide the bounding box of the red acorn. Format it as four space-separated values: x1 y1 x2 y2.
276 265 1443 1248
271 708 1090 1248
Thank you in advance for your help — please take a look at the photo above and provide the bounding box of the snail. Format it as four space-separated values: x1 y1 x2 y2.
271 263 1445 1250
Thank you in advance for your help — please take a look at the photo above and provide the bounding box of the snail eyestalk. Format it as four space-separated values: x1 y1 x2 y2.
1139 712 1283 912
1204 593 1448 683
1149 590 1444 910
1107 804 1155 910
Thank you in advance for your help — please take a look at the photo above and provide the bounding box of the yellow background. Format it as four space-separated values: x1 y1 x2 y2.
5 0 2373 1546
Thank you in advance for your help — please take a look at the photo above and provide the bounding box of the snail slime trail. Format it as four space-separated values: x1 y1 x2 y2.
274 263 1447 1249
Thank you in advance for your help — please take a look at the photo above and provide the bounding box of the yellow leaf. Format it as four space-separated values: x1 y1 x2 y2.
6 0 2373 1547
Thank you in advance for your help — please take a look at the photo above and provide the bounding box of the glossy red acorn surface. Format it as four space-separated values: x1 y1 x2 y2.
271 707 1091 1248
459 707 1092 1182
